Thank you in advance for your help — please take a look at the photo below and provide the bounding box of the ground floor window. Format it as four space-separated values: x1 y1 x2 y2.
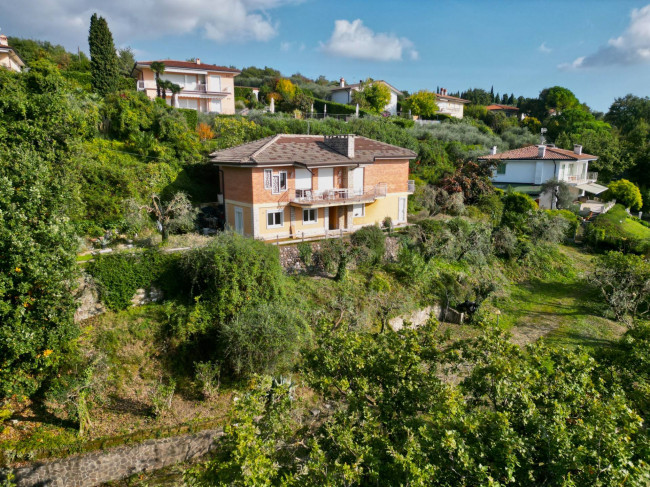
353 203 365 217
267 209 284 228
303 208 317 224
496 163 507 175
234 206 244 234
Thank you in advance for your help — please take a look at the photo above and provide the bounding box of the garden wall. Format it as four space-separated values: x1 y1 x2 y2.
8 428 223 487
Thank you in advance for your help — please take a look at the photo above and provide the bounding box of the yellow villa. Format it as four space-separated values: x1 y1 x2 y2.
210 134 416 240
0 34 25 72
132 59 239 114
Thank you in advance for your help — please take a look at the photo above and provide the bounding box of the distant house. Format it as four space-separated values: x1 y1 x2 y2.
479 144 608 209
132 59 240 114
434 89 470 119
486 104 520 118
0 34 25 72
210 134 416 240
328 78 401 115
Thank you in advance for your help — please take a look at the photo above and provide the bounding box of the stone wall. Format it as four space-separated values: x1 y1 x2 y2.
8 428 223 487
389 305 465 330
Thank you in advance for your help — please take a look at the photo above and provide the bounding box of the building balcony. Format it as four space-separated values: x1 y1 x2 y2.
407 180 415 193
289 183 388 207
136 80 229 95
563 172 598 185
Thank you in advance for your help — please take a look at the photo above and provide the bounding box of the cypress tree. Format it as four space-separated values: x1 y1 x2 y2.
88 13 120 95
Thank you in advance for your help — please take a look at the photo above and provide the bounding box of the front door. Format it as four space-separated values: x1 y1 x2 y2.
329 206 338 230
234 206 244 234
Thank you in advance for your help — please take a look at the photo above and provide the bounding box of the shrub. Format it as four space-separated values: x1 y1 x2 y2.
492 226 519 259
179 232 284 322
179 108 198 129
605 179 642 211
526 211 572 244
220 304 311 377
546 209 580 239
351 225 386 266
297 242 313 268
195 361 221 400
316 238 346 274
88 250 179 310
150 379 176 417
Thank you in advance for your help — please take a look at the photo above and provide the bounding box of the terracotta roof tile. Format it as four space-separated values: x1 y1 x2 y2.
137 60 240 73
479 145 597 161
210 135 416 166
435 93 470 103
486 104 519 111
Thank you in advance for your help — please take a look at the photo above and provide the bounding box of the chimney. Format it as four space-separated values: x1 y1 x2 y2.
573 144 582 155
339 77 345 87
491 146 497 155
196 58 201 64
324 134 355 158
538 145 546 158
0 35 8 47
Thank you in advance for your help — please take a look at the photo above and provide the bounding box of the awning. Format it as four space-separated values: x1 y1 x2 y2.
576 182 608 195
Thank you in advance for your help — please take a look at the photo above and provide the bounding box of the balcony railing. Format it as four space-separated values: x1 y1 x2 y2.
290 183 387 206
564 172 598 185
407 180 415 193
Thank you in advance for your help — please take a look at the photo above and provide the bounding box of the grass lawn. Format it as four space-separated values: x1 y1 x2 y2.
484 245 625 350
594 204 650 239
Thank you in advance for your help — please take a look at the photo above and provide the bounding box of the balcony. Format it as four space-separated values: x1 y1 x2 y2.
563 172 598 185
290 183 387 207
407 180 415 193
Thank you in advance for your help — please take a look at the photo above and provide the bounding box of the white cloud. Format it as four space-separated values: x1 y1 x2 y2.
538 42 552 54
3 0 297 50
320 19 418 62
280 41 292 51
560 4 650 69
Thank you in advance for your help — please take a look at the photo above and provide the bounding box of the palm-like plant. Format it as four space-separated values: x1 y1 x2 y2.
150 61 165 98
169 82 182 107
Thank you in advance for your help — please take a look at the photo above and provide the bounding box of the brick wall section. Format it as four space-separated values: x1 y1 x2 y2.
365 160 410 193
8 428 223 487
222 166 254 203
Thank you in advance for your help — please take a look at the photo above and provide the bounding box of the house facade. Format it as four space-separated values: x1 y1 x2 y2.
132 59 239 114
435 89 470 119
479 144 606 209
486 104 520 118
329 78 401 115
0 35 25 72
210 134 416 240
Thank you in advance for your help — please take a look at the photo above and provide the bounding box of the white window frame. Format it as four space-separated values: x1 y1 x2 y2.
279 170 287 192
264 169 273 190
303 208 318 224
398 197 407 223
272 175 280 194
234 206 244 235
353 204 365 218
266 209 284 229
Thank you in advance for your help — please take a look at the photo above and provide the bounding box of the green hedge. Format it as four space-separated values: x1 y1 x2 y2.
235 86 254 98
87 250 181 310
179 108 198 129
312 98 372 117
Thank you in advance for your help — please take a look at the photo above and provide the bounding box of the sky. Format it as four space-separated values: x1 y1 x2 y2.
4 0 650 112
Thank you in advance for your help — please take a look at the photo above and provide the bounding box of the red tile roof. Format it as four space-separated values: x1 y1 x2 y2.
486 104 519 111
136 60 240 73
210 135 416 166
479 145 597 161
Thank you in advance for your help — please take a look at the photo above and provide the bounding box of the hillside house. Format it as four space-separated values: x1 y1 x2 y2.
132 59 239 114
435 89 470 119
479 144 608 209
328 78 401 115
0 34 25 72
486 104 520 118
210 134 416 240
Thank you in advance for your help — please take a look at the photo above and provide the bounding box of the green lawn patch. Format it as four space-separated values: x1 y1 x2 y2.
595 204 650 239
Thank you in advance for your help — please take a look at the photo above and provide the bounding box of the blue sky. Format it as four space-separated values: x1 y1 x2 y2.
4 0 650 111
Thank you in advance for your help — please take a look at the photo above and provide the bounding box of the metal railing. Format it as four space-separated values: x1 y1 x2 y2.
564 172 598 184
290 183 387 204
407 180 415 193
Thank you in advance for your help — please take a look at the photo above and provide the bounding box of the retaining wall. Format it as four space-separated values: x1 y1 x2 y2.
8 428 223 487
